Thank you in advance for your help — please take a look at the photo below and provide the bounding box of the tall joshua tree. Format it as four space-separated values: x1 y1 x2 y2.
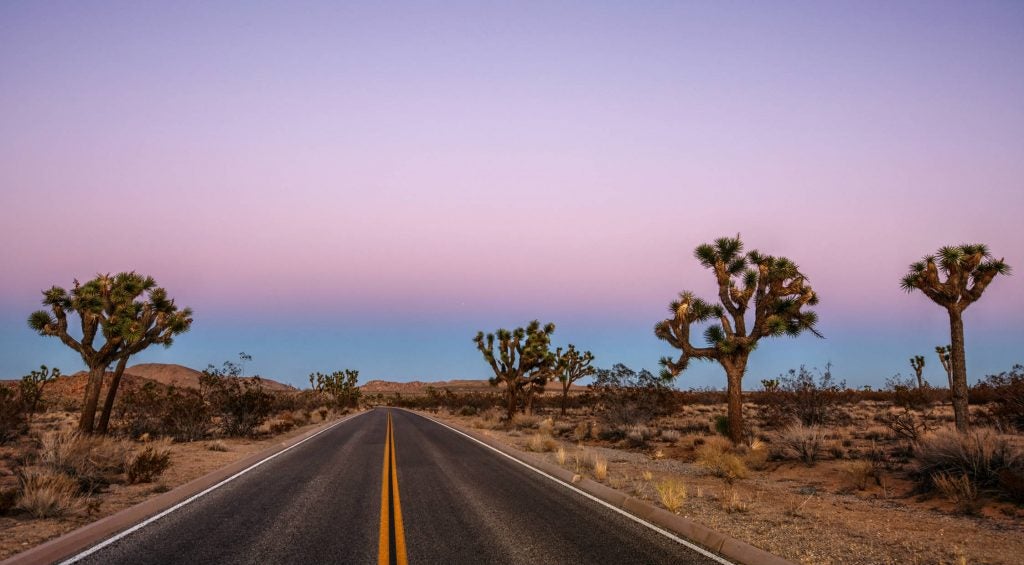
28 272 193 434
473 320 556 421
910 355 926 389
901 245 1010 432
553 344 595 416
655 235 822 443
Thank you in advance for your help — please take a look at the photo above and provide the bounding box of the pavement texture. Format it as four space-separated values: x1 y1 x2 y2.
70 408 722 565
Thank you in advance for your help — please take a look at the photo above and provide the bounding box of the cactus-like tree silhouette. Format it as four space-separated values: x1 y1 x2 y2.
553 344 596 416
28 272 193 434
655 235 821 443
473 320 556 421
935 345 953 391
901 244 1010 432
910 355 926 389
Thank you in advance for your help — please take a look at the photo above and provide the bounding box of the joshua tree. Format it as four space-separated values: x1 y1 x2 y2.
310 369 361 409
910 355 926 389
473 320 556 421
20 365 59 424
28 272 193 434
935 345 953 391
655 235 821 443
901 244 1010 432
553 345 595 416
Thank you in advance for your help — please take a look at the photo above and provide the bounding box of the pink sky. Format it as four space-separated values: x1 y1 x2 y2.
1 2 1022 385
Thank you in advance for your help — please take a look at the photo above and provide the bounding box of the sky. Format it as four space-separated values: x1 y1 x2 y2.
1 1 1022 389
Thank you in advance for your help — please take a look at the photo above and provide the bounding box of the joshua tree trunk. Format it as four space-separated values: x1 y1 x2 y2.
79 365 106 433
97 355 129 434
560 382 570 416
723 356 748 444
948 308 969 432
505 384 518 422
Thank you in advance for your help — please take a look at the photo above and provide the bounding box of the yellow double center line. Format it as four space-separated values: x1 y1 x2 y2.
378 411 408 565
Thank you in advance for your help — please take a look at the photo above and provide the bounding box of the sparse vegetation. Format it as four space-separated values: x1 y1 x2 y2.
778 423 825 466
473 321 557 420
125 441 173 484
655 477 686 513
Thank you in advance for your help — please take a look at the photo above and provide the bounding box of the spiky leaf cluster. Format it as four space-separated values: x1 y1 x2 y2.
28 272 194 366
655 235 821 379
901 244 1011 311
554 344 596 385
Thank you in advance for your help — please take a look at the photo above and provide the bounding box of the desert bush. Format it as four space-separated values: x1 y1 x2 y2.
309 369 361 410
555 446 567 465
206 440 229 452
126 442 172 484
589 364 677 427
777 424 825 466
885 373 940 410
695 437 749 482
201 364 273 437
659 429 681 444
592 456 608 481
712 414 730 437
879 409 932 444
840 461 876 491
971 364 1024 431
16 466 81 518
625 425 652 447
779 364 848 427
0 386 27 442
742 441 770 470
19 366 59 424
655 477 686 513
526 433 558 453
932 472 981 514
39 431 130 492
722 488 750 513
573 421 590 442
914 427 1023 499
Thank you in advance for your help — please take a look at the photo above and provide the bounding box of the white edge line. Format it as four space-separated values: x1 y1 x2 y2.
405 410 735 565
59 411 369 565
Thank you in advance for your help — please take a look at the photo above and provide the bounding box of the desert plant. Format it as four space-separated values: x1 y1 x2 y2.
39 430 130 492
201 362 273 437
655 235 822 443
526 433 557 453
589 364 676 427
695 437 749 482
207 440 229 452
840 460 876 491
19 365 59 424
933 472 981 514
972 364 1024 431
778 423 825 465
901 245 1011 432
473 320 556 421
28 272 193 434
655 477 687 513
553 344 596 416
914 427 1023 497
0 387 26 442
126 442 172 484
592 456 608 481
779 364 847 426
910 356 927 389
309 369 361 410
16 467 81 518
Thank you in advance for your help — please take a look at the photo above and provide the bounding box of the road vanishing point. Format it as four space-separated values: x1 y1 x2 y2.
60 409 728 565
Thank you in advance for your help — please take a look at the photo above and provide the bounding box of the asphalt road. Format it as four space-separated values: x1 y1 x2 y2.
70 408 723 565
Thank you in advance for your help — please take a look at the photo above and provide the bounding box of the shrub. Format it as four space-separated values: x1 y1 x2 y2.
879 409 931 444
713 414 730 437
779 364 848 427
0 386 26 442
840 461 876 491
126 442 172 484
659 429 680 444
695 437 748 482
526 433 557 453
971 364 1024 431
39 431 129 492
592 457 608 481
588 364 677 427
625 425 652 447
932 472 981 514
201 364 273 437
743 442 770 471
206 440 229 452
778 424 825 466
914 427 1023 499
655 477 686 513
16 467 80 518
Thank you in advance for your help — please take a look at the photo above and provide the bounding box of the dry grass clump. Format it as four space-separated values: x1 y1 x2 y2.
206 440 229 452
526 433 558 453
777 424 825 466
126 441 173 484
625 425 653 447
722 488 750 513
654 477 686 513
555 446 567 465
592 456 608 481
840 460 876 491
573 421 591 442
659 429 681 444
742 439 770 471
16 466 81 518
512 413 541 430
38 431 130 490
914 426 1023 500
933 472 981 514
695 437 749 482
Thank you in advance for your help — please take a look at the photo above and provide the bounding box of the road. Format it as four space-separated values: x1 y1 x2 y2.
69 409 724 565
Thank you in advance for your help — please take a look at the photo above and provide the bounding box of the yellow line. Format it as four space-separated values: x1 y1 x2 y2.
378 411 391 565
390 412 408 565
